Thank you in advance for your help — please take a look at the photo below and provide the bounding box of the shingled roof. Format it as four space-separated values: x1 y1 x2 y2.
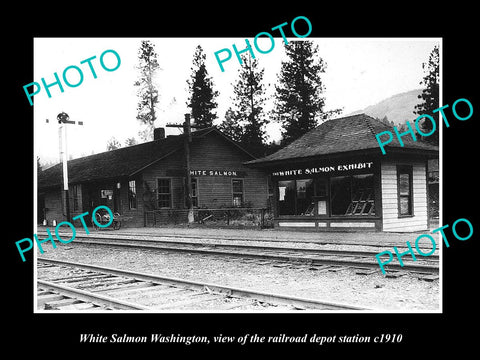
246 113 438 165
38 127 252 190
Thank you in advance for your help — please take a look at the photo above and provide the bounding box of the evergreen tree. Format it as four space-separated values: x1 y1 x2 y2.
414 45 439 144
218 107 243 142
187 45 219 128
134 40 160 141
273 40 327 145
106 137 121 151
125 137 137 147
231 54 269 149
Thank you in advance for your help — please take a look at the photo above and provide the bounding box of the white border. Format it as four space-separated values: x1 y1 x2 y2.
33 37 442 314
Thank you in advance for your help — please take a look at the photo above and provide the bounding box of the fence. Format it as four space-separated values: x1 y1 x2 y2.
144 207 273 228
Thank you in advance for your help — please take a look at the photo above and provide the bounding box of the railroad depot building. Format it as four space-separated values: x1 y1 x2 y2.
38 127 269 228
246 114 439 232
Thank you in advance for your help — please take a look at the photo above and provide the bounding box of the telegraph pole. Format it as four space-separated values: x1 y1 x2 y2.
167 113 200 224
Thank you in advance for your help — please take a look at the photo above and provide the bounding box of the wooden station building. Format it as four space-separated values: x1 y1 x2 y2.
38 126 269 228
246 114 439 232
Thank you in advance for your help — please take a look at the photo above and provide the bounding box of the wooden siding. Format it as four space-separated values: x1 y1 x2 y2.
142 132 268 210
190 134 268 208
381 160 428 232
44 190 65 225
39 131 268 227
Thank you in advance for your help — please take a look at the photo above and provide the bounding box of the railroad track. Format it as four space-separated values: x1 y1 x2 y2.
38 228 435 248
37 258 368 311
41 231 439 275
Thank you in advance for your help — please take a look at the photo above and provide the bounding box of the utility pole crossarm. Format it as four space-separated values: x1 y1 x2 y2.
166 114 202 142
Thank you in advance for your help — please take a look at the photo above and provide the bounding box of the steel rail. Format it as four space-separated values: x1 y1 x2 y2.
62 233 439 259
52 236 439 274
37 229 439 249
37 279 150 310
38 258 370 311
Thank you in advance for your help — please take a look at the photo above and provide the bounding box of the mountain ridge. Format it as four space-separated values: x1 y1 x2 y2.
348 89 424 126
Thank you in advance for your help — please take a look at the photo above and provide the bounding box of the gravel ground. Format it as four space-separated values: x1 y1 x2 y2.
37 242 440 312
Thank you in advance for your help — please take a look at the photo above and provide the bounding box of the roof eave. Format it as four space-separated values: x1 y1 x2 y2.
383 145 439 158
245 146 439 167
244 148 383 167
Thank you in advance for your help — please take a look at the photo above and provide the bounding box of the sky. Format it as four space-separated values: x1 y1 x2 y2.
33 37 440 166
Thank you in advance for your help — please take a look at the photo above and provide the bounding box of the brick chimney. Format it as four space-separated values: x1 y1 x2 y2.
153 127 165 140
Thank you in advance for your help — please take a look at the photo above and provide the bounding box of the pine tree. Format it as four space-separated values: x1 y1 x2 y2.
218 107 243 142
414 45 439 145
125 137 137 147
106 137 121 151
273 40 327 145
134 40 160 141
187 45 219 128
231 54 269 149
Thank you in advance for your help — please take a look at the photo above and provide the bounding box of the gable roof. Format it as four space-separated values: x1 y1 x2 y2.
246 113 438 166
38 127 255 189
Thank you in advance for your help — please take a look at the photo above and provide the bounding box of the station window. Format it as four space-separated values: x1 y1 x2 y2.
232 179 244 207
128 180 137 210
331 174 375 216
278 175 375 217
157 178 172 208
296 179 315 215
330 176 351 216
278 180 296 215
315 178 328 215
278 179 315 216
191 178 198 207
397 166 413 216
